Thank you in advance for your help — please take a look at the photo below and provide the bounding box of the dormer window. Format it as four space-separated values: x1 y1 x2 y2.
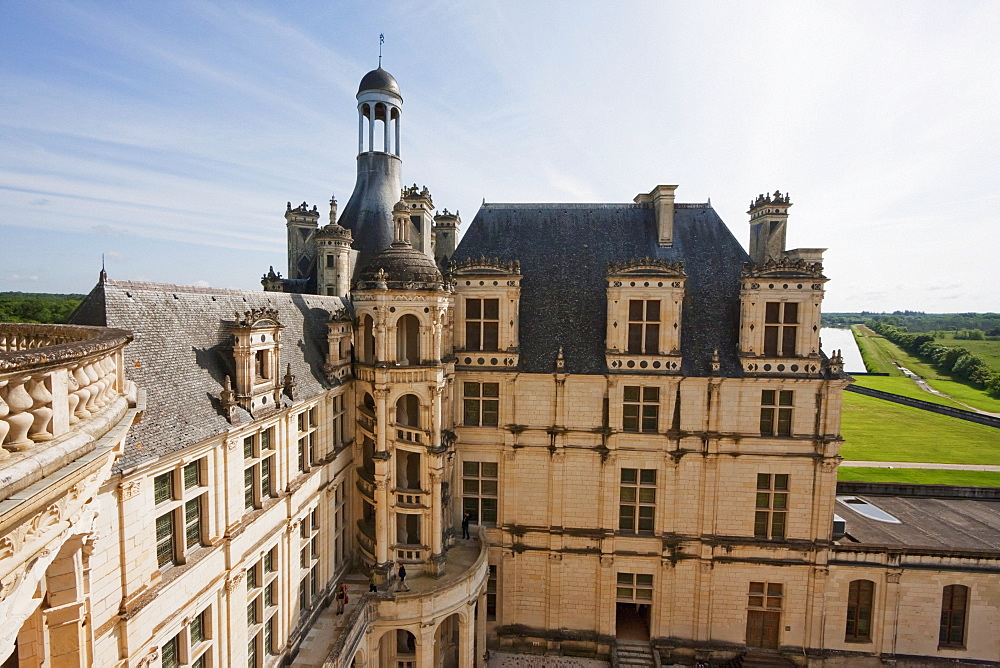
229 307 284 416
764 302 798 357
255 350 271 381
466 298 499 351
627 300 660 354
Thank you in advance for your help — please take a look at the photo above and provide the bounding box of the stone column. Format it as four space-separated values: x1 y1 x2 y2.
394 112 400 156
383 107 390 154
429 470 444 576
368 105 375 153
416 626 436 668
358 106 364 153
459 607 476 668
476 591 487 668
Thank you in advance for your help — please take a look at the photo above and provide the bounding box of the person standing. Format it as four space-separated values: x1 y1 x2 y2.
462 511 471 539
397 562 409 591
369 571 378 593
335 582 348 614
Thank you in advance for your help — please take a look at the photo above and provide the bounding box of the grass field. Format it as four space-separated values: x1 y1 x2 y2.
837 467 1000 487
839 390 1000 465
850 375 965 409
933 335 1000 373
851 325 1000 413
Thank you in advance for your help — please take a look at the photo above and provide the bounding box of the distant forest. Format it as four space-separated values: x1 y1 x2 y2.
0 292 85 324
823 311 1000 335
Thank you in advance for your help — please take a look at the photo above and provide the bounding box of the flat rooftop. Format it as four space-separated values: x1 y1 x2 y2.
835 494 1000 551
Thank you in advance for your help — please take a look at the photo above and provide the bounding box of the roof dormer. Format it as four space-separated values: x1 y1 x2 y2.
229 307 285 415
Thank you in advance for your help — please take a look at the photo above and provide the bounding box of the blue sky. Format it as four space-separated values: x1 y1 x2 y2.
1 1 998 312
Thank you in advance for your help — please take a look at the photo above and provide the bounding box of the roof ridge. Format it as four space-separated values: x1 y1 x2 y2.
104 280 342 300
481 202 709 209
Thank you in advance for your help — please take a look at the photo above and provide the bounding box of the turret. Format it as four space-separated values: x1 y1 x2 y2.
748 190 791 265
314 194 356 296
285 201 320 281
337 67 404 278
401 184 434 258
433 209 461 266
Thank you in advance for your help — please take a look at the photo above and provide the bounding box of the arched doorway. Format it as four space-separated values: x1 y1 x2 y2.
435 613 461 668
396 314 420 365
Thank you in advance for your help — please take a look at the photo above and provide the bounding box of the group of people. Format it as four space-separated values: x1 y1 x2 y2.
334 513 478 612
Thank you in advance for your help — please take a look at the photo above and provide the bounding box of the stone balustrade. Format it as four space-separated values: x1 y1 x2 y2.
0 323 133 498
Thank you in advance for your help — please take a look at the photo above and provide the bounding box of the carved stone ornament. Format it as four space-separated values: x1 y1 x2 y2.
224 569 245 592
118 479 141 500
233 307 281 328
749 190 791 210
742 258 825 279
449 255 520 275
607 257 686 277
886 571 902 584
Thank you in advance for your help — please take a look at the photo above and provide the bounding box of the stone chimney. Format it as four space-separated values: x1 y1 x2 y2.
634 185 677 247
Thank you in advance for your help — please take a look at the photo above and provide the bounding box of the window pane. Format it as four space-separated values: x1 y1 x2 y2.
767 583 783 596
184 461 201 489
483 383 500 398
761 390 775 406
463 400 480 426
245 468 255 510
778 390 793 406
466 299 481 319
782 325 797 356
483 299 499 319
754 512 768 537
628 300 644 320
627 324 643 354
466 322 481 350
463 480 480 495
261 428 271 450
639 469 656 485
244 436 254 459
771 512 786 538
760 408 774 435
154 473 173 504
621 468 637 484
190 611 205 645
481 499 497 523
644 324 659 354
783 302 798 324
483 322 499 350
763 326 779 356
162 636 180 668
774 474 789 490
757 473 771 490
638 488 655 503
481 480 498 496
617 573 633 585
463 382 480 398
756 492 771 508
482 462 498 478
643 386 659 402
772 493 787 509
482 400 499 426
463 461 479 476
620 487 637 502
645 300 660 321
623 386 640 402
765 302 781 323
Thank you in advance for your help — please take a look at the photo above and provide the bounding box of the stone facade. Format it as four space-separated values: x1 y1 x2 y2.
2 63 998 668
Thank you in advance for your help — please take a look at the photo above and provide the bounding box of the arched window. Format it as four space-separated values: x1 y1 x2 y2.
395 394 420 428
940 584 969 648
361 315 375 364
845 580 874 642
396 314 420 365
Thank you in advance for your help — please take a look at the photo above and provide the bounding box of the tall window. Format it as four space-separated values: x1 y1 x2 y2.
465 298 499 351
616 573 653 602
623 386 659 432
247 548 279 667
845 579 874 642
760 390 793 437
161 606 211 668
331 394 347 451
763 302 798 356
754 473 788 539
244 428 275 511
296 407 318 473
463 382 499 427
619 468 656 533
463 461 498 525
486 565 498 621
939 584 969 648
154 459 207 569
299 509 321 613
627 299 660 354
333 480 348 569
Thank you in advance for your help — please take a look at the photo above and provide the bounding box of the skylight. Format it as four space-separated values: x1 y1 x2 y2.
835 497 902 524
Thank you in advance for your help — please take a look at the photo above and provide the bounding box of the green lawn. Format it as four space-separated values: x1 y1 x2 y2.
838 467 1000 487
850 375 965 409
851 325 1000 413
851 325 903 376
839 390 1000 465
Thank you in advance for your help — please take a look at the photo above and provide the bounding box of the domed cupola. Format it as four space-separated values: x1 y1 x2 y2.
355 200 443 290
358 67 401 98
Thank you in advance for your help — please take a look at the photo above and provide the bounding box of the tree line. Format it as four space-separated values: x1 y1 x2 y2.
824 311 1000 334
0 292 84 324
868 320 1000 398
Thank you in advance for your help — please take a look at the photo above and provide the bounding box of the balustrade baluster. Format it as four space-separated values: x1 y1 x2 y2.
3 378 35 450
72 365 92 419
27 374 54 441
0 381 10 457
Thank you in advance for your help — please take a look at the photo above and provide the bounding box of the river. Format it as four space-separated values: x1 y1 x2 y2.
820 327 867 373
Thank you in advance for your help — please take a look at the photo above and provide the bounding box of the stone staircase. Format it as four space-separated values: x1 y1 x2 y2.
616 640 657 667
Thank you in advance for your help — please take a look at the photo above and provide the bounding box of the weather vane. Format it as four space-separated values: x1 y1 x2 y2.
379 33 384 67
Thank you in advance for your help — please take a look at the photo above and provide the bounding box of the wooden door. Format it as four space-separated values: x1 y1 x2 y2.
746 610 781 649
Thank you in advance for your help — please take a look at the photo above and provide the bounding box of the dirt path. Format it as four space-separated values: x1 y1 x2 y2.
893 361 1000 417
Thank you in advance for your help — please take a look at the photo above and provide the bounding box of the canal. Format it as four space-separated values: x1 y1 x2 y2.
820 327 867 373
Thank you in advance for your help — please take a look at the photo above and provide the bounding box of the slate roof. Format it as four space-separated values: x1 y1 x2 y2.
451 202 750 376
836 495 1000 552
70 280 345 472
